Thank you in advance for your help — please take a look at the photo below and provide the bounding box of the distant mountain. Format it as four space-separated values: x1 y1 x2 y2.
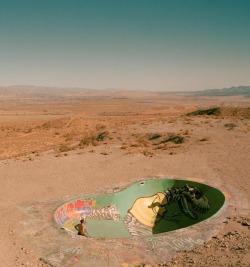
0 85 94 95
195 86 250 96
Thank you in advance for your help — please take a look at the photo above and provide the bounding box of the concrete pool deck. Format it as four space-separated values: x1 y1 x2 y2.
17 175 245 267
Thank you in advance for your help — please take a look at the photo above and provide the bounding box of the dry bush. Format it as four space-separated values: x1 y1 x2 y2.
158 134 185 144
79 131 109 147
148 133 162 140
96 132 108 141
79 132 97 147
187 107 221 116
57 144 73 153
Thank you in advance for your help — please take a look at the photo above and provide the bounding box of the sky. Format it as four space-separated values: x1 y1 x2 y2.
0 0 250 91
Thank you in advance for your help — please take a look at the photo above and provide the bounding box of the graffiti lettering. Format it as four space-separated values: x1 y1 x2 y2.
56 209 70 226
87 205 120 221
145 236 204 251
58 199 94 223
77 206 92 217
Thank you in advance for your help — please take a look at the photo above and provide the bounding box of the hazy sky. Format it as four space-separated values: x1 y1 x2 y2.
0 0 250 91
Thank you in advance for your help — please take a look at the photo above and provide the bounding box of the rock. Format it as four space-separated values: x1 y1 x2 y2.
241 221 250 226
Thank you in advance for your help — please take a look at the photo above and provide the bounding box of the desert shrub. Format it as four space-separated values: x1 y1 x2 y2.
57 144 72 152
148 133 162 140
187 107 221 116
96 132 108 141
159 134 185 144
79 132 97 147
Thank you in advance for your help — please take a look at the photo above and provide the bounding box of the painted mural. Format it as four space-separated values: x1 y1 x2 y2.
124 185 211 236
54 179 225 238
55 198 120 236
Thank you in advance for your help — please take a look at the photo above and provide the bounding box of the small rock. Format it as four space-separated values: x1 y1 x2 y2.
241 221 250 226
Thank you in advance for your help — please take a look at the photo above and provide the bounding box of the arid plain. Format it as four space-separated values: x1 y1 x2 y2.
0 88 249 267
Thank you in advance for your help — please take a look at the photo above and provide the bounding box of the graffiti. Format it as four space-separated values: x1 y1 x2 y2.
54 179 225 240
124 185 211 237
56 199 120 222
16 177 230 267
56 208 70 226
86 205 120 221
74 199 93 210
145 236 204 251
55 199 95 226
77 206 93 218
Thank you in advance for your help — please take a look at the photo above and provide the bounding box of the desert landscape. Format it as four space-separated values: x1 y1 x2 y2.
0 86 249 266
1 1 250 266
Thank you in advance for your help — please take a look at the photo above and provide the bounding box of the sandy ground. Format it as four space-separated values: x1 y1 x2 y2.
0 90 249 267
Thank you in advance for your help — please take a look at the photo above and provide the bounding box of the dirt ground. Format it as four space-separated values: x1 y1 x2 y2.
0 89 249 267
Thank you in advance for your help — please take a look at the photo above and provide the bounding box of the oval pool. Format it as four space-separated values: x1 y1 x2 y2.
54 179 225 238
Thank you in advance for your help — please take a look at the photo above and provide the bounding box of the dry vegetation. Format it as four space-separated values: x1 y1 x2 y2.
1 102 249 160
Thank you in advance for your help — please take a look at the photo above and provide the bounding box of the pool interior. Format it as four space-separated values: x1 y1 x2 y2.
54 179 225 238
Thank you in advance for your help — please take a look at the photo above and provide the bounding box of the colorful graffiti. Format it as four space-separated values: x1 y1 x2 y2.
54 179 225 238
55 199 94 226
55 197 121 236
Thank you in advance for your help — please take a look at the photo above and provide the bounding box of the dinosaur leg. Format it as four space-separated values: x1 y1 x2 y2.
178 195 198 220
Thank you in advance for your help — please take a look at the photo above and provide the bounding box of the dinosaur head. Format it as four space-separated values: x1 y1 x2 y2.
182 185 211 213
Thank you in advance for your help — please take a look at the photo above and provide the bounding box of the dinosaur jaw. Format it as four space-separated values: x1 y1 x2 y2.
182 185 211 214
191 196 211 213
